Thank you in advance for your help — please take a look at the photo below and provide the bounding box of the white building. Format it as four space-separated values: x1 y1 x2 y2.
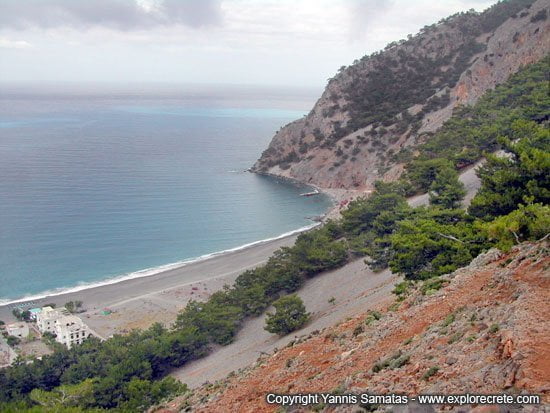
54 315 90 349
35 306 90 348
6 322 29 339
36 306 69 334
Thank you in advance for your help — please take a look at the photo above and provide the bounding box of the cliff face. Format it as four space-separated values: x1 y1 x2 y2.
251 0 550 189
172 240 549 412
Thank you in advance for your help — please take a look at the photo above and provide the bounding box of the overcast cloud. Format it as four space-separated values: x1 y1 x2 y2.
0 0 223 30
0 0 496 87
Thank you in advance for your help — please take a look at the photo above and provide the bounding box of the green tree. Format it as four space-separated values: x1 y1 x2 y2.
405 158 454 193
265 294 310 336
342 192 408 235
65 301 84 314
227 284 268 316
469 120 550 220
6 336 20 347
429 166 466 209
174 299 242 345
11 309 21 320
65 302 75 314
119 377 186 411
290 230 348 276
389 208 485 279
483 203 550 251
29 379 94 409
11 309 31 321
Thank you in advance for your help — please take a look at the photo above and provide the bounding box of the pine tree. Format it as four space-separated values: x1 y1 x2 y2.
429 167 466 209
265 294 309 336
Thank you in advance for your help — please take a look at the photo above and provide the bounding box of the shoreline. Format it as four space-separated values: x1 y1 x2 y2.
0 222 322 308
251 170 367 221
1 174 333 309
0 227 313 334
0 174 351 336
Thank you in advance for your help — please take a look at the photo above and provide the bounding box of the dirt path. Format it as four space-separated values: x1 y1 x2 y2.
408 161 482 207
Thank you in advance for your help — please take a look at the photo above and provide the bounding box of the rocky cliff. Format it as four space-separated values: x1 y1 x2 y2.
251 0 550 190
167 240 549 412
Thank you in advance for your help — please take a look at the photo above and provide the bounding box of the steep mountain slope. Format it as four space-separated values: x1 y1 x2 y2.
251 0 549 189
166 240 549 412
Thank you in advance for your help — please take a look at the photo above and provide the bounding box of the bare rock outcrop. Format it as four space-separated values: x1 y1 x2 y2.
251 0 550 190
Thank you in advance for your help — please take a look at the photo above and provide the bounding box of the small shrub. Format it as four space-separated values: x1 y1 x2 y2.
372 351 407 373
6 335 21 346
325 332 337 341
448 332 463 344
422 366 440 380
390 354 410 369
388 302 400 312
530 9 547 22
364 311 382 325
489 323 500 334
442 313 455 327
392 281 411 297
421 278 448 295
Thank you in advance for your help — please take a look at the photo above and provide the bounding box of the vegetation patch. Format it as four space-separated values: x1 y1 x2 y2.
364 311 382 325
265 295 310 336
422 366 440 380
442 314 456 327
421 278 450 295
0 10 547 413
372 351 411 373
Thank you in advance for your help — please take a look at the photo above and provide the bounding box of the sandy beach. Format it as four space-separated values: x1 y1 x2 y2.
0 163 480 336
0 162 481 383
0 233 301 337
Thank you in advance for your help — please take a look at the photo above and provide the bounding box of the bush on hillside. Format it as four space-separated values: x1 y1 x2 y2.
265 294 310 336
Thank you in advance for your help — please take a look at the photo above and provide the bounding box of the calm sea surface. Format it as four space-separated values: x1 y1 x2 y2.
0 85 331 303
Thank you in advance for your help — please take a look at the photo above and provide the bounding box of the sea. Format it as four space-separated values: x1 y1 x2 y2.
0 83 332 304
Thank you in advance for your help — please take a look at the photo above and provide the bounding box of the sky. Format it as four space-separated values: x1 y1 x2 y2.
0 0 496 88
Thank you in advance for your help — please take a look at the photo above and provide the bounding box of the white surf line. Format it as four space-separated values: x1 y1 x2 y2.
1 224 315 308
101 259 269 310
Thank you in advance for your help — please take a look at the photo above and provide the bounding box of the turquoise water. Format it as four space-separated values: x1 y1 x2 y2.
0 86 331 303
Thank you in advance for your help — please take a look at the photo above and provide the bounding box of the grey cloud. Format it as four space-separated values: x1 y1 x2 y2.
348 0 395 38
161 0 222 28
0 0 223 31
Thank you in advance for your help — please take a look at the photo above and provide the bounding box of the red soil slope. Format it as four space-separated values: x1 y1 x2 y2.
158 241 549 412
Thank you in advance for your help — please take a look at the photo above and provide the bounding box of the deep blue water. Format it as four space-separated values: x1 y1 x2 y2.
0 86 331 303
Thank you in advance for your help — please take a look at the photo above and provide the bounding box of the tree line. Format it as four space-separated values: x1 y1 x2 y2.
0 55 547 413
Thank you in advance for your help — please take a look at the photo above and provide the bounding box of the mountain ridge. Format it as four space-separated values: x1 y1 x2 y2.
251 0 549 190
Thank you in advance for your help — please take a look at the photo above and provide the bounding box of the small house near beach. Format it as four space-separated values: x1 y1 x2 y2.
6 322 29 339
